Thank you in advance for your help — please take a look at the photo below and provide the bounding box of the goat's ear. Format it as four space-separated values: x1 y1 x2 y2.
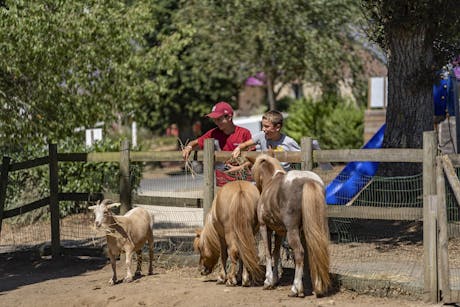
96 200 101 205
107 202 121 209
267 148 275 157
88 205 96 210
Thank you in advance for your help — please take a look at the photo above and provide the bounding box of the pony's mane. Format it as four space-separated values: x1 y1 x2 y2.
197 210 220 257
251 154 285 190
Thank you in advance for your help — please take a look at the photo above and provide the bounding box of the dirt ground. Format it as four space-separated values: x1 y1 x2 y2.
0 253 443 307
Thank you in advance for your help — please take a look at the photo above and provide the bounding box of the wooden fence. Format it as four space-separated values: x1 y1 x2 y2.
0 132 445 302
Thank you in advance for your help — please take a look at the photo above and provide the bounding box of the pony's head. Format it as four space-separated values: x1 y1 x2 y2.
193 215 220 275
250 154 285 192
88 199 121 228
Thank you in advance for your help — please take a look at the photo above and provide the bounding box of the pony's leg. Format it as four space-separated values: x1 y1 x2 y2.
241 260 250 287
135 249 142 277
236 259 243 285
107 250 117 285
286 229 304 297
217 239 228 284
226 244 239 286
272 233 283 286
260 225 275 289
123 249 134 283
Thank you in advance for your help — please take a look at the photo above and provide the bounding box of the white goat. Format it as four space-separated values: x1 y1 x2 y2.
89 199 154 285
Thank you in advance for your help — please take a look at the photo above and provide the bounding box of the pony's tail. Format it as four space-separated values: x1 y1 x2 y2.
301 181 331 295
229 185 263 282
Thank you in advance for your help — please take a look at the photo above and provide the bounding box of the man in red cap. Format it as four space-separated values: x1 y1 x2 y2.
182 101 252 186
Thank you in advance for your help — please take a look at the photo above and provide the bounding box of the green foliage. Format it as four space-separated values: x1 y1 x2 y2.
177 0 364 108
284 96 364 149
0 1 162 147
4 137 142 223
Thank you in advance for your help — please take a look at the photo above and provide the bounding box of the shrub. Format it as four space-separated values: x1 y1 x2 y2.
284 96 364 149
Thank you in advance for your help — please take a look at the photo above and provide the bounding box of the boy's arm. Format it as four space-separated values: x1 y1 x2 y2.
182 139 199 160
231 139 255 158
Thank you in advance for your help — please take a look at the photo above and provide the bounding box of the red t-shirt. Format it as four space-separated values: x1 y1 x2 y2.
196 126 252 186
197 126 251 150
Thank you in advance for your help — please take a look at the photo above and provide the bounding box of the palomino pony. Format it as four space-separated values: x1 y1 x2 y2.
250 154 330 297
194 180 263 286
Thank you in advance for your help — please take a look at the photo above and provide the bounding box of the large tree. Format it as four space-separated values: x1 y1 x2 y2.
362 1 460 175
0 1 165 150
176 0 362 110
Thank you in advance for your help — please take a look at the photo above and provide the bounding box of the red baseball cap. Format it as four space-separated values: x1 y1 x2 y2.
206 102 234 118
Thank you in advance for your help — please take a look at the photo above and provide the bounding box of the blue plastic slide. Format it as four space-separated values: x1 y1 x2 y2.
325 124 386 205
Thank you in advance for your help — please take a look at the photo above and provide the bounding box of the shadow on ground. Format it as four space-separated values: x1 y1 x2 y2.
0 251 107 293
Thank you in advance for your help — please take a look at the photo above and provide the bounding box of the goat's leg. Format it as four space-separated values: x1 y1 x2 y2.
148 237 154 275
123 249 134 283
135 250 142 277
108 250 117 285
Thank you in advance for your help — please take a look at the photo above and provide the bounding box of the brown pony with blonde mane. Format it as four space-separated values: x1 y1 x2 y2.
194 180 263 286
250 154 330 297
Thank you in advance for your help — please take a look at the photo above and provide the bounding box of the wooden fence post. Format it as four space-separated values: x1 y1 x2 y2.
423 131 438 302
49 144 61 258
203 139 215 225
436 156 450 302
0 156 11 236
119 139 131 215
301 137 313 171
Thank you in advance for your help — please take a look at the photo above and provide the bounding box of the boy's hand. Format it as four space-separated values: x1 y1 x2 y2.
231 147 241 159
224 164 244 173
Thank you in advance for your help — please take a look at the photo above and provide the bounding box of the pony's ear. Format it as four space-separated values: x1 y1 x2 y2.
267 148 275 157
195 228 202 237
246 155 256 165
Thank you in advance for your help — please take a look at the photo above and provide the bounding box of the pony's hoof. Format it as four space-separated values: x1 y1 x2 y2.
241 279 250 287
134 271 142 277
148 270 154 275
225 280 237 287
263 284 275 290
108 279 116 286
288 291 305 298
123 276 133 283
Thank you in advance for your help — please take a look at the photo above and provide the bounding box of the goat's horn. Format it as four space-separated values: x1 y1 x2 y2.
88 205 97 210
107 202 121 209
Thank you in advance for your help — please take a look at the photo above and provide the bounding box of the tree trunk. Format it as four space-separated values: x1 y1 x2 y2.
266 74 276 111
378 25 434 176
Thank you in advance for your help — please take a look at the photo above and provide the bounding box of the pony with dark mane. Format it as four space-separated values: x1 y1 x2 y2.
250 154 330 297
194 180 263 286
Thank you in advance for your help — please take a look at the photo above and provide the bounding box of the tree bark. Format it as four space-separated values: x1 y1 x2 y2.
378 25 434 176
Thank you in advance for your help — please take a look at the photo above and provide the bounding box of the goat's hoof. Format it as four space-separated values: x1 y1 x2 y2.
108 279 116 285
123 276 133 283
216 277 225 285
148 270 154 275
134 271 142 277
263 283 275 290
